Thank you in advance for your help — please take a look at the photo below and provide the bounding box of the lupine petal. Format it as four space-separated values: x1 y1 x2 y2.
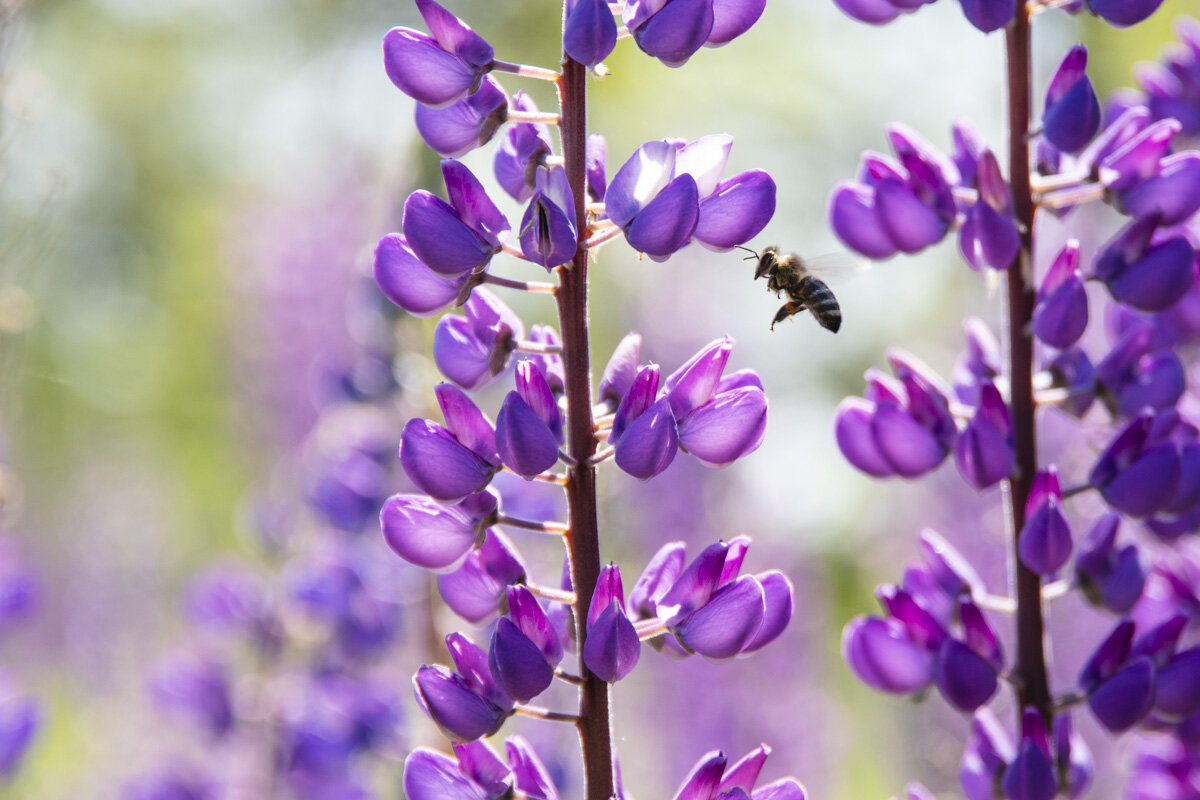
438 530 526 624
1018 500 1073 575
488 618 554 703
507 585 564 666
832 0 903 23
1101 442 1182 518
740 570 793 652
606 140 678 228
1087 0 1165 27
958 0 1015 31
959 201 1020 271
436 383 500 464
828 182 897 259
564 0 619 67
675 575 766 659
506 736 561 800
1088 656 1155 731
834 398 895 478
583 602 641 682
404 191 494 277
403 748 491 800
1001 738 1058 800
677 386 768 467
381 494 483 572
676 134 733 198
872 402 948 478
383 28 478 108
1044 78 1102 154
413 665 505 742
1122 152 1200 226
625 174 701 261
632 0 715 67
374 233 465 316
415 77 508 158
1108 236 1197 313
667 337 732 418
615 397 680 480
417 0 494 67
453 740 511 798
495 392 559 478
694 171 777 250
935 637 998 711
707 0 766 44
1032 272 1088 348
874 179 948 254
672 751 728 800
842 615 934 693
599 332 643 407
520 191 578 269
400 419 495 502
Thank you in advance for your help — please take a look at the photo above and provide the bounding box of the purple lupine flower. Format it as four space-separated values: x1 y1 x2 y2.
150 650 235 739
1032 240 1088 349
496 361 563 478
622 0 766 68
1089 408 1183 518
842 615 937 693
414 633 513 741
415 75 509 158
564 0 618 68
488 585 563 702
525 324 565 394
519 166 578 269
954 381 1015 490
958 149 1019 272
583 563 641 682
1000 709 1058 800
1044 346 1096 417
1093 213 1197 313
607 137 775 260
381 490 498 571
671 744 806 800
1018 467 1073 575
0 675 37 781
1154 644 1200 720
433 288 525 390
1043 46 1102 154
403 160 510 281
400 383 502 502
403 743 510 800
829 125 958 260
374 233 466 316
493 91 553 202
382 0 494 107
934 599 1002 711
1078 618 1159 732
665 337 768 466
836 349 956 479
184 562 266 636
1075 512 1145 613
437 529 527 624
1095 323 1184 417
960 708 1014 800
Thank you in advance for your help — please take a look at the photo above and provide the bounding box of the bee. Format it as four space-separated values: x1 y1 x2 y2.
738 245 842 333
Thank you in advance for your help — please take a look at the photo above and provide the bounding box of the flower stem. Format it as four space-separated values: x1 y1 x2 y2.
556 50 616 800
491 59 562 81
1004 2 1051 723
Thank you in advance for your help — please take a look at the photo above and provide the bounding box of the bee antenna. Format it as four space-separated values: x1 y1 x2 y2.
735 244 759 261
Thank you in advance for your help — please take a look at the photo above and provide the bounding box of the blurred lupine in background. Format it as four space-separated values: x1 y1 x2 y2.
831 0 1200 796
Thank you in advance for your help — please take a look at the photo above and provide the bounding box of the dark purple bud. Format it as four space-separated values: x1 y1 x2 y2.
842 615 935 693
1032 241 1088 349
493 91 553 203
678 385 768 467
1086 0 1165 28
1045 347 1096 417
519 166 578 269
1043 46 1101 153
583 596 641 682
1122 152 1200 226
599 332 643 408
1154 647 1200 719
515 361 563 444
1019 468 1072 575
959 199 1019 272
506 736 561 800
564 0 618 68
615 396 679 480
381 492 495 572
374 233 466 316
1095 219 1197 313
495 392 559 479
1089 411 1182 518
626 0 715 68
961 708 1014 800
955 382 1015 490
958 0 1014 31
586 133 607 203
438 529 526 624
434 288 524 390
415 76 509 158
1076 513 1145 613
413 665 508 742
1001 714 1057 800
382 0 493 108
1095 326 1183 417
935 637 998 711
1087 655 1156 731
489 618 554 703
693 170 777 251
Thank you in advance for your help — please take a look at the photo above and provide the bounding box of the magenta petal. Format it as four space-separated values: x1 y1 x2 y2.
583 602 641 682
842 615 934 693
495 392 559 478
434 316 495 390
675 575 766 659
374 233 464 316
588 564 627 626
706 0 766 45
506 585 563 666
404 191 493 277
694 170 776 251
403 748 490 800
453 741 511 798
488 618 554 703
400 419 496 502
615 397 680 480
660 541 732 623
611 363 662 443
719 746 770 795
632 0 715 67
828 182 898 259
417 0 494 66
624 174 701 261
677 386 768 467
383 28 477 107
381 494 480 572
436 383 500 464
740 570 793 652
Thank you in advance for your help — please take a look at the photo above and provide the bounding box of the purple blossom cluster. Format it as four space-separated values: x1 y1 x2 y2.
372 2 803 799
828 1 1200 798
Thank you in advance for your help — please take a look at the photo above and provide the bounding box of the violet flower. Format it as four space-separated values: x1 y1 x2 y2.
382 0 494 107
433 288 525 390
415 75 510 157
671 744 806 800
519 166 578 269
402 160 510 281
488 586 563 703
1042 46 1101 154
399 383 501 502
583 563 641 682
380 490 498 572
437 529 527 624
1032 240 1088 349
414 632 514 742
493 91 553 202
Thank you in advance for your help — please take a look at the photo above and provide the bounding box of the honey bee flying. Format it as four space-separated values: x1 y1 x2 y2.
738 245 842 333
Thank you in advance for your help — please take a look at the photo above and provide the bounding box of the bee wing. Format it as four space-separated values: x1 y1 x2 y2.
801 252 872 280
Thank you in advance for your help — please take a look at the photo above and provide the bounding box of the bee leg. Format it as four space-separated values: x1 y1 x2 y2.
770 302 803 331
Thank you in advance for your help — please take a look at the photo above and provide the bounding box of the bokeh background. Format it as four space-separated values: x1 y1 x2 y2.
3 0 1200 797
